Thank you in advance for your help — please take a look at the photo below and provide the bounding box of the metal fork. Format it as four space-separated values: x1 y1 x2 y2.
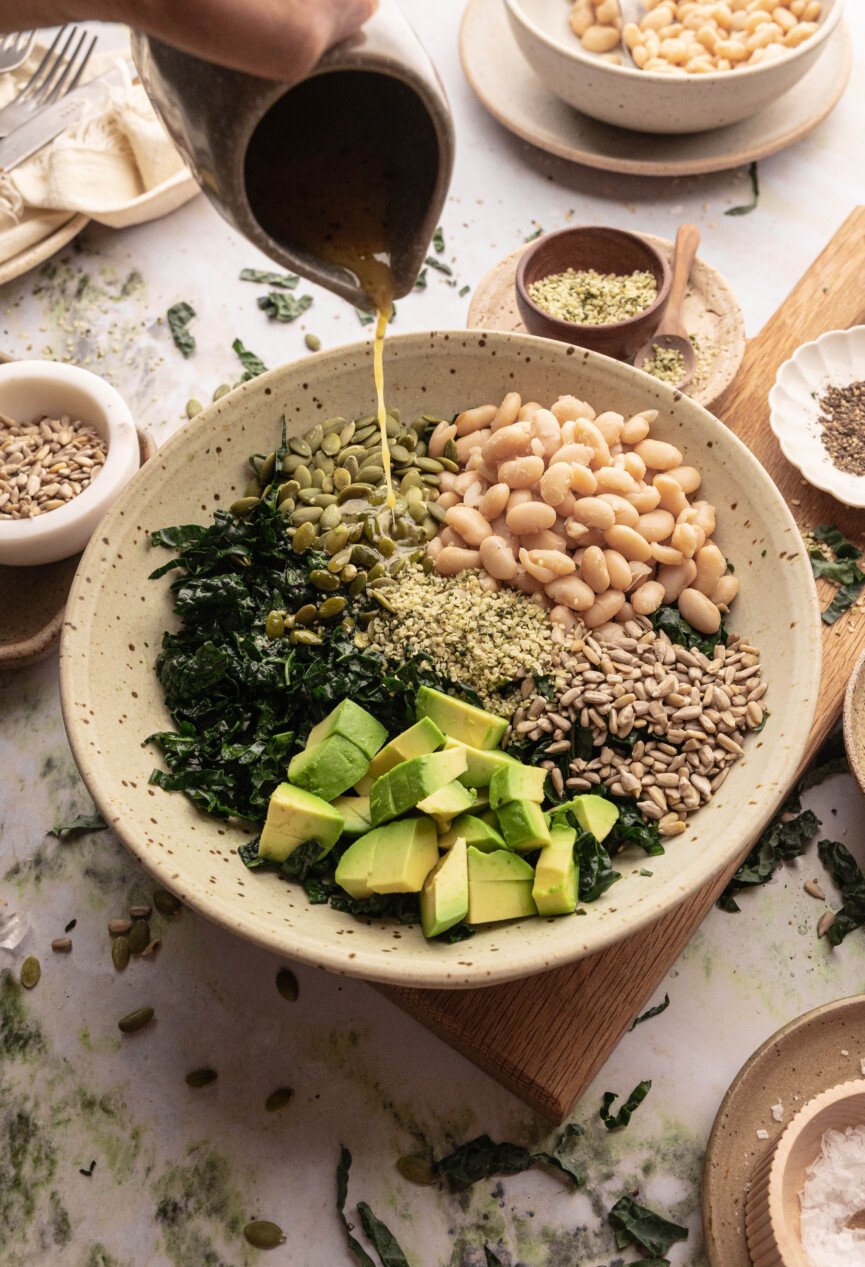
0 26 97 139
0 30 35 74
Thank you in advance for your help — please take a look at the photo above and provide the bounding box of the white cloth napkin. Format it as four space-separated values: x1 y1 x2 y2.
0 40 199 269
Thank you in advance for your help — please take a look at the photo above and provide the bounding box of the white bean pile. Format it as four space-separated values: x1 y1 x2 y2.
426 393 738 637
569 0 823 74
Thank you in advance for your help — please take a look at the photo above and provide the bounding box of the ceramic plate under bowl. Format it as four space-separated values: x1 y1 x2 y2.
60 331 821 988
769 325 865 508
703 996 865 1267
0 214 89 288
460 0 853 177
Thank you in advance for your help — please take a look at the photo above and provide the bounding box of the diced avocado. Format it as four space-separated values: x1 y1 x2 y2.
367 817 439 894
259 782 345 863
472 787 490 809
533 828 578 916
444 738 518 788
370 747 468 826
288 733 369 802
334 826 382 899
479 810 500 830
421 837 469 939
305 699 388 760
466 847 537 924
553 794 619 843
416 780 475 827
489 762 547 809
497 799 552 852
417 686 508 750
439 814 506 852
332 795 371 836
355 717 445 795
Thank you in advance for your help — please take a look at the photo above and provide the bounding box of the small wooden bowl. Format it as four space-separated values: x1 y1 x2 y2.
745 1079 865 1266
514 226 671 362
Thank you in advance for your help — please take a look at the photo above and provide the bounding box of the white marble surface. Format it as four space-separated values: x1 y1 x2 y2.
2 4 865 1265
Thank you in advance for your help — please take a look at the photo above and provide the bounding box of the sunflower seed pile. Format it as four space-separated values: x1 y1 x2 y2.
505 617 767 837
0 413 106 519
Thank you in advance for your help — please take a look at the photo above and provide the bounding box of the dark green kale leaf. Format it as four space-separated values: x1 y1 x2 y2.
608 1196 688 1258
809 526 865 623
812 525 861 559
717 792 821 912
424 255 452 276
432 225 445 253
817 839 865 945
435 1129 583 1192
166 301 196 357
336 1147 376 1267
608 798 664 857
356 1203 410 1267
239 267 298 289
629 994 670 1031
651 604 728 657
725 160 760 216
434 921 475 944
575 831 621 903
483 1248 506 1267
822 580 865 626
258 291 313 322
232 338 268 381
600 1080 652 1130
48 811 107 839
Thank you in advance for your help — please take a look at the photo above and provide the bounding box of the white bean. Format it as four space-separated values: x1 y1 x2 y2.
671 521 703 558
584 589 626 628
550 442 596 467
604 524 653 562
530 408 562 459
653 472 689 515
436 546 481 575
593 410 625 446
506 501 557 534
568 463 599 497
627 484 662 513
711 573 739 608
545 573 596 611
626 560 654 592
479 482 510 520
637 508 676 542
454 429 491 463
445 505 493 546
598 493 640 528
518 401 542 421
428 421 457 458
436 490 459 510
492 392 521 431
570 496 616 530
621 414 651 444
520 547 557 584
665 465 702 494
482 423 531 466
657 559 697 602
635 438 683 471
526 548 576 578
522 528 567 551
580 544 610 594
691 500 717 537
693 542 727 595
651 542 684 566
552 396 595 424
549 603 580 630
603 549 632 590
499 454 545 489
595 466 637 494
455 404 497 436
631 580 665 615
507 488 532 510
540 463 572 507
678 587 721 634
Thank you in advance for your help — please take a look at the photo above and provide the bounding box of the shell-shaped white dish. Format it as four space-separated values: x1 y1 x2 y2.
769 325 865 509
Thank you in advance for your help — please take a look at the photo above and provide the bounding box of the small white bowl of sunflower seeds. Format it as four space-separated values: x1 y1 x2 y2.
0 360 139 566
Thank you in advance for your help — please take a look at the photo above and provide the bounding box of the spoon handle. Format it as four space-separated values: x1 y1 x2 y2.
661 223 700 339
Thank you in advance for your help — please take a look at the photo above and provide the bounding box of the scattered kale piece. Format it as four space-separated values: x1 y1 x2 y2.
432 225 445 253
414 268 427 290
459 285 471 298
717 791 821 912
576 831 621 903
49 812 107 839
629 994 670 1031
435 1128 583 1192
818 839 865 946
808 552 863 585
651 604 728 657
608 1196 688 1258
336 1147 376 1267
600 1080 652 1130
435 921 475 944
808 525 865 624
812 525 861 559
166 301 196 357
239 267 298 289
232 338 268 381
424 255 453 276
356 1203 410 1267
524 225 543 241
608 798 664 858
725 161 760 216
823 581 865 626
64 918 77 933
258 291 313 323
79 1160 96 1177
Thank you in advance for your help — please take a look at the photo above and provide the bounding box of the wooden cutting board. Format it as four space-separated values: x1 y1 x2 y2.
381 207 865 1123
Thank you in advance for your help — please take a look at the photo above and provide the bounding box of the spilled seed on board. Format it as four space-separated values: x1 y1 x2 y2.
128 919 150 956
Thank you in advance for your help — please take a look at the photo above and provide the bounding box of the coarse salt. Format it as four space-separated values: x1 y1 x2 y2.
756 1129 769 1140
771 1103 784 1122
800 1125 865 1267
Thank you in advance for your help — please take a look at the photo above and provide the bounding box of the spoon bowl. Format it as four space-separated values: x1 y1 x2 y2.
634 332 696 390
634 224 700 392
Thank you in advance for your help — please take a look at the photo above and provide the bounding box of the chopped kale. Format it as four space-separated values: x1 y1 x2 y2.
239 267 298 289
258 291 313 322
232 338 268 381
818 839 865 945
629 994 670 1031
717 792 821 912
336 1147 376 1267
435 1128 584 1193
808 525 865 623
651 604 728 657
725 161 760 216
48 811 107 839
424 255 453 276
608 1196 688 1258
600 1080 652 1130
356 1203 409 1267
166 301 196 358
432 225 445 253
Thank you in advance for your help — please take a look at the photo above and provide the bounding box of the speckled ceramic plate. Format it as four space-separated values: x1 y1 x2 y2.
59 331 821 988
703 995 865 1267
0 214 89 288
460 0 853 177
467 236 745 410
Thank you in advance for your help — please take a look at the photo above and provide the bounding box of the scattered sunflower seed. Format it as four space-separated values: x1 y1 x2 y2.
141 938 162 959
51 937 72 953
817 911 836 938
804 880 826 900
108 918 132 936
129 904 152 919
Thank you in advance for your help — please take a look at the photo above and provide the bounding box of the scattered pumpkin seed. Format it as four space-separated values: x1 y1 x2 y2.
349 571 368 597
291 506 323 525
293 603 317 627
294 463 312 489
371 591 397 613
244 1221 286 1249
20 956 40 989
278 480 299 504
440 457 459 473
304 333 321 352
290 629 323 645
322 416 346 435
212 383 231 401
265 1087 294 1113
108 918 132 936
319 596 347 619
367 562 387 581
428 501 447 523
51 937 72 953
327 548 352 573
416 456 444 473
230 496 260 517
397 1155 437 1186
378 536 396 558
291 523 317 554
128 919 150 956
186 1068 218 1088
321 432 341 457
258 453 276 485
118 1007 154 1034
319 504 342 532
186 399 203 419
153 889 182 916
288 436 312 459
323 526 349 555
309 569 340 592
265 611 285 639
333 467 352 491
276 968 299 1001
337 482 373 505
340 563 358 584
112 936 131 971
443 438 459 462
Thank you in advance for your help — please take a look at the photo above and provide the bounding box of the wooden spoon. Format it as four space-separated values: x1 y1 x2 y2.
634 223 700 390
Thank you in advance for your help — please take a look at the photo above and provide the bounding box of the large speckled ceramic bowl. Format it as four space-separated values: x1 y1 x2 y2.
504 0 843 135
60 331 821 989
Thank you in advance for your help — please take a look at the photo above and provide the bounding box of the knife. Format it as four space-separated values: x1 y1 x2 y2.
0 66 128 173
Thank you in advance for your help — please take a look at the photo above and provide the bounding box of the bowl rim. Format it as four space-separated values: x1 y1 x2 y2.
843 645 865 798
0 360 139 550
503 0 843 86
768 324 865 509
59 329 823 988
514 225 672 336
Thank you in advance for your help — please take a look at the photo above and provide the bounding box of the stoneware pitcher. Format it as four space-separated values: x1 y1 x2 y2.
131 2 454 311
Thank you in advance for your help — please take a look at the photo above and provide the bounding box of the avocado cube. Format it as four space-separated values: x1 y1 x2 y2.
334 826 381 899
533 829 579 916
416 686 508 750
332 795 371 836
260 783 344 863
497 799 552 853
421 837 469 938
416 780 476 828
466 847 537 924
368 817 439 894
306 699 388 760
444 739 518 788
548 794 619 843
369 748 468 826
489 762 547 809
288 733 369 802
439 814 506 852
355 717 445 795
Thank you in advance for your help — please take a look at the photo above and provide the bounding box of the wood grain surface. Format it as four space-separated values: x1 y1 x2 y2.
380 208 865 1123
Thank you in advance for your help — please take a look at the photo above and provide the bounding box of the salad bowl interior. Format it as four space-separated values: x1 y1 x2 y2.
60 331 821 988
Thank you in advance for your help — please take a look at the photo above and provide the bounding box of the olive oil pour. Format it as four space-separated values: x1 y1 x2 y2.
244 71 438 514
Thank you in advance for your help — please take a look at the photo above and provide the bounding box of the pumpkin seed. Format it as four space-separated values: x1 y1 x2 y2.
294 604 318 626
294 464 312 489
368 576 395 590
313 453 333 476
419 518 438 541
313 492 338 508
378 536 396 558
292 522 316 553
278 498 296 516
408 501 427 524
153 889 182 917
258 453 276 484
420 473 440 487
371 591 396 613
186 1068 217 1088
323 526 349 555
291 506 323 525
440 457 459 473
229 497 260 516
322 416 346 435
386 414 401 436
265 1087 294 1113
290 629 323 645
416 456 444 473
399 430 418 451
309 569 340 592
400 470 422 492
128 920 150 956
319 505 341 532
340 563 358 584
421 554 435 574
244 1221 286 1250
339 443 366 463
339 422 356 447
186 399 203 419
358 462 384 483
304 334 321 352
363 430 383 449
118 1007 154 1034
278 480 299 504
297 487 320 505
389 556 408 576
245 478 262 498
20 956 40 988
306 424 323 451
265 611 285 639
443 438 459 462
51 937 72 953
351 543 378 569
349 571 368 597
428 501 447 523
108 918 132 935
288 436 312 458
367 561 387 581
337 482 374 506
276 967 299 1001
319 596 347 619
367 490 387 509
397 1155 437 1186
333 467 352 491
321 433 341 457
347 522 364 543
213 383 231 401
327 547 352 573
389 444 411 464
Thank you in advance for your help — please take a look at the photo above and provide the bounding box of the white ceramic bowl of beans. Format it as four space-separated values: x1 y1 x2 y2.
503 0 843 135
769 325 865 509
0 361 139 567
